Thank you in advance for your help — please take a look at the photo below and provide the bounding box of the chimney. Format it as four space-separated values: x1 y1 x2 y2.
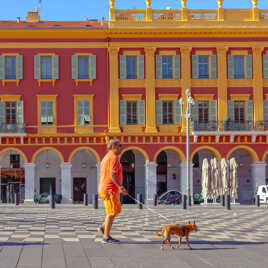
26 11 39 23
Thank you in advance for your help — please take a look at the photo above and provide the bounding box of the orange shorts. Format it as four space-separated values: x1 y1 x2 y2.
100 193 122 216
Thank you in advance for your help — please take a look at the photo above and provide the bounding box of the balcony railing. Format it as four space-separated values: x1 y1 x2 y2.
0 123 26 133
192 120 260 131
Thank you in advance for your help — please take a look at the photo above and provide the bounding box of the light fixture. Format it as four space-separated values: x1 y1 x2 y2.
131 163 135 168
45 162 50 169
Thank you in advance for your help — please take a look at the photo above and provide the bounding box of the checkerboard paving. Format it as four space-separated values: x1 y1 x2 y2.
0 204 267 244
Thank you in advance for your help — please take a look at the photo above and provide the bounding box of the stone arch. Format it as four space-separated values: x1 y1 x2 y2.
261 150 268 162
190 146 221 161
120 146 149 161
0 147 28 163
153 146 186 162
68 147 100 163
31 147 64 163
226 146 259 162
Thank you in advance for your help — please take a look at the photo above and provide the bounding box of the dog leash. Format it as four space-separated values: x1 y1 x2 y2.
126 193 170 221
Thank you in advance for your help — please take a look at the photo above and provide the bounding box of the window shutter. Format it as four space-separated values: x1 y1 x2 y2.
210 54 217 79
264 100 268 121
72 55 77 79
174 100 181 124
0 56 4 79
138 100 145 125
192 55 199 79
210 100 217 121
16 55 23 80
0 101 5 123
120 100 127 125
90 55 96 79
191 101 199 122
228 100 235 121
156 100 163 124
120 55 127 79
137 55 144 79
51 54 59 80
246 100 253 121
156 54 162 79
174 55 181 79
263 55 268 78
34 55 40 80
228 55 234 79
16 101 24 125
47 102 53 124
246 55 252 79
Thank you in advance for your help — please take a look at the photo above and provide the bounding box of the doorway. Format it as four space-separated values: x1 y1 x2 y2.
73 177 87 203
157 151 167 196
120 151 135 204
40 178 56 195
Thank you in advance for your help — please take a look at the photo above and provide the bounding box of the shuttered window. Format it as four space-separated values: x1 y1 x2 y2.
198 56 209 79
162 101 173 124
72 54 96 80
162 56 173 79
126 101 137 124
41 101 53 125
41 56 52 79
0 55 23 80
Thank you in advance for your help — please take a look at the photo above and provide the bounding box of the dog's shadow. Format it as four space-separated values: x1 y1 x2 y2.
119 240 268 250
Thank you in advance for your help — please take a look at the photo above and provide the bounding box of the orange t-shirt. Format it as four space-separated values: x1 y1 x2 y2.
98 150 123 194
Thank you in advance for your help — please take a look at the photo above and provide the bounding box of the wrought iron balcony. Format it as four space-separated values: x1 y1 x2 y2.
0 123 26 133
192 120 255 131
191 121 218 131
223 120 254 131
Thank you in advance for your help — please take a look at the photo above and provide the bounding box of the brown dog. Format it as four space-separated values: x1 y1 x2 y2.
155 221 198 249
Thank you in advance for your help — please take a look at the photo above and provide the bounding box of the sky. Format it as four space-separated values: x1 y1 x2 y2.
0 0 268 21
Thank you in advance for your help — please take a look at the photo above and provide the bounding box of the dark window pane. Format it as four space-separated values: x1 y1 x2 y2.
10 154 20 168
78 56 89 79
5 102 16 124
163 101 173 124
198 56 209 78
126 56 137 79
41 56 52 79
198 101 209 123
162 56 173 79
234 56 244 79
127 101 137 124
5 56 16 79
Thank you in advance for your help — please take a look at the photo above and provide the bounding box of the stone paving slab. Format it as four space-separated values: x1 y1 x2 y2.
0 204 267 267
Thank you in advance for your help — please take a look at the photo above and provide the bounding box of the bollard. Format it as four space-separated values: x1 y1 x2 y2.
137 193 143 209
15 192 20 206
221 195 225 207
83 193 88 206
93 193 98 209
182 194 187 210
255 195 260 207
188 195 192 207
153 194 158 206
225 194 231 210
50 194 55 209
120 194 124 205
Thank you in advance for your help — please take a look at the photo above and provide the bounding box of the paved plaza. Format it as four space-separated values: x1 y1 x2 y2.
0 203 268 268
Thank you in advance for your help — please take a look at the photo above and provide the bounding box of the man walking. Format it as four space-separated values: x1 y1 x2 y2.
98 138 128 243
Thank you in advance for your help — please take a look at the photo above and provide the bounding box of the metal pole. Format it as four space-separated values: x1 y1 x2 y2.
186 100 191 207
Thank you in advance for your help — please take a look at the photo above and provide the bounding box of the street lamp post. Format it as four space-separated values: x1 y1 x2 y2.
179 89 195 208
